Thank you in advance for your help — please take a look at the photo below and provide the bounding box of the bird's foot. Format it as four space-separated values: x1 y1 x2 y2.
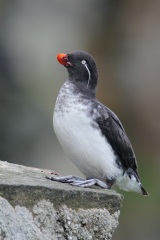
46 175 85 184
72 178 109 189
46 175 109 189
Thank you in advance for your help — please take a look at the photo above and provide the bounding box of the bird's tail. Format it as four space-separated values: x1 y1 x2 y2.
141 185 148 196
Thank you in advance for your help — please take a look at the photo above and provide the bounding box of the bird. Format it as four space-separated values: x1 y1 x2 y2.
47 50 148 195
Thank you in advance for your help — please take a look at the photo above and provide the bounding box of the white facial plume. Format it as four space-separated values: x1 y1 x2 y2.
82 60 91 89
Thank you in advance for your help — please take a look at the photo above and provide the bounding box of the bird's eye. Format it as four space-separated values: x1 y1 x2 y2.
82 60 86 65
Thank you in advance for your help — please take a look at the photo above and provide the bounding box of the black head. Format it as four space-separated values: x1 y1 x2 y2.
57 50 98 95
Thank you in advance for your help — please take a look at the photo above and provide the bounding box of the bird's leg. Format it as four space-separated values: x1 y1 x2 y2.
46 175 109 189
46 175 85 183
106 178 115 189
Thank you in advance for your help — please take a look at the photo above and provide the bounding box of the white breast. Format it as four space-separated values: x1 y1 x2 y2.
53 82 122 181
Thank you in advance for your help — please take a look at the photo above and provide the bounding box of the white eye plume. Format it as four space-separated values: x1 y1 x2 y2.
81 60 91 89
82 60 86 65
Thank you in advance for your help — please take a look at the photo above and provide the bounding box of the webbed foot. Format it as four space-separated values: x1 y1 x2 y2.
46 175 109 189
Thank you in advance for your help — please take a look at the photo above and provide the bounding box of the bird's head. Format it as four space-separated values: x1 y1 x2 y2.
57 50 98 94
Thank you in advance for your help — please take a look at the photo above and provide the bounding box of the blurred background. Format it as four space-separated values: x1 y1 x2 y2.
0 0 159 239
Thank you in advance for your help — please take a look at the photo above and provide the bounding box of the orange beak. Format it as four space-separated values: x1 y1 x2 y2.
56 53 72 66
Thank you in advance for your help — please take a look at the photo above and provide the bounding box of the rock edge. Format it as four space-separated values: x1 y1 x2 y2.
0 160 123 240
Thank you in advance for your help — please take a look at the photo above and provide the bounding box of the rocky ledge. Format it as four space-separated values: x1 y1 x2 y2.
0 160 123 240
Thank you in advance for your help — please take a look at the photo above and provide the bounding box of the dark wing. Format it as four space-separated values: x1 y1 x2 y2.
93 100 139 176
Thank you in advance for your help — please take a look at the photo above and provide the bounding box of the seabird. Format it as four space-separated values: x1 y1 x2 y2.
47 50 148 195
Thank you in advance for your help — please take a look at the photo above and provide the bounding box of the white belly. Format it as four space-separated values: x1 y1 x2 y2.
53 96 121 181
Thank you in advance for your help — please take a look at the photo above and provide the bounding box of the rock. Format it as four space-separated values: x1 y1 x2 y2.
0 160 123 240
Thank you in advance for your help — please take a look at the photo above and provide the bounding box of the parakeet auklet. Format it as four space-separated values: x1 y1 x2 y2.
47 50 148 195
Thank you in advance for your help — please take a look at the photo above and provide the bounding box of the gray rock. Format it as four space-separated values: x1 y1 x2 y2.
0 160 123 240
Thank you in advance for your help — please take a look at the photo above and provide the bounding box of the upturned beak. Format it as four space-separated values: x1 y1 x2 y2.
57 53 72 67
